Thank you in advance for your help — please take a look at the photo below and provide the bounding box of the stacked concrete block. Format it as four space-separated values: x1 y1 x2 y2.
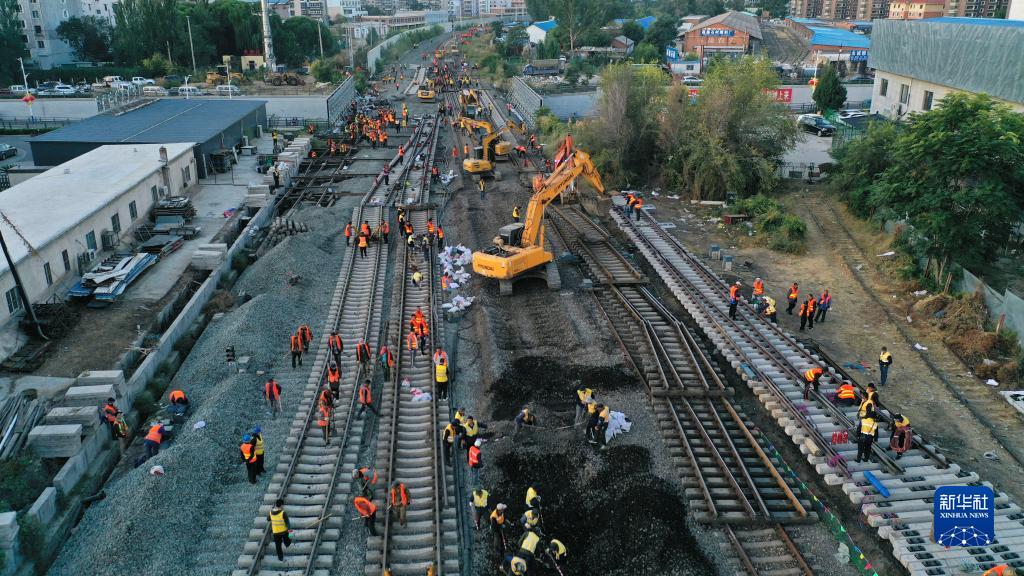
62 385 117 408
45 406 102 431
246 183 271 208
27 424 83 458
191 243 228 271
76 370 125 397
27 487 58 525
0 511 19 574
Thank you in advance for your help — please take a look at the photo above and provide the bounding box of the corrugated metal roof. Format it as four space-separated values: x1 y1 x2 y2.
690 11 763 40
808 26 870 48
530 19 557 32
870 19 1024 104
928 16 1024 27
33 99 267 145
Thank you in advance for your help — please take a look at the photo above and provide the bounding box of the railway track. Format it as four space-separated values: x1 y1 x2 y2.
613 207 1024 574
234 118 437 576
546 204 815 573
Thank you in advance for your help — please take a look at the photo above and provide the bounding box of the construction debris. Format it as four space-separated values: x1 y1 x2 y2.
265 217 311 247
0 392 45 459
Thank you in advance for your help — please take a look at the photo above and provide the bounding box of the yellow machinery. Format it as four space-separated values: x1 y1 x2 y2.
472 141 607 294
459 117 512 159
459 89 480 117
206 65 244 86
417 79 436 101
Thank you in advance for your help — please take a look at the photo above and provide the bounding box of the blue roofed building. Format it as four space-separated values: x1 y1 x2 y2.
612 15 657 31
527 19 558 44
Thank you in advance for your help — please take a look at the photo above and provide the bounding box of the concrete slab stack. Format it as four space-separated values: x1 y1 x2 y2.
27 424 83 457
75 370 126 397
192 243 228 271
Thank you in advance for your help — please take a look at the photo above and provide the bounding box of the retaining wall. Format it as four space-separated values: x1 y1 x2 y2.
508 77 543 130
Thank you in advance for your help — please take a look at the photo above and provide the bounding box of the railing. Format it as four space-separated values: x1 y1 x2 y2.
0 116 76 130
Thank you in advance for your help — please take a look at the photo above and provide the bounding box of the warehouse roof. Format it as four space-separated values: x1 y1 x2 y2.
529 19 558 32
808 26 870 48
0 143 195 276
690 11 763 40
870 19 1024 104
613 16 656 30
32 99 266 145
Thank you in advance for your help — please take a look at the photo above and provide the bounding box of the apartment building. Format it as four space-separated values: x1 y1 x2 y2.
17 0 83 68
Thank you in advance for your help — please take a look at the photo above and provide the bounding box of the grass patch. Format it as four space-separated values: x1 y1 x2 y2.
729 195 807 254
0 457 49 512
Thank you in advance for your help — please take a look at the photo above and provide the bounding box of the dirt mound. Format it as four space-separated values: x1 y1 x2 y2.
938 293 987 333
912 293 950 317
948 330 999 365
488 356 635 420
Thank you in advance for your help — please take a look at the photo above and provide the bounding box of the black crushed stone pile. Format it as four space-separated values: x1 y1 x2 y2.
488 356 633 421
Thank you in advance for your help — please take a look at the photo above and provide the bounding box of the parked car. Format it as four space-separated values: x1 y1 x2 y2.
110 80 134 90
682 76 702 85
0 144 17 160
837 109 867 120
797 114 836 136
177 85 202 97
131 76 155 85
215 84 240 96
143 85 169 96
163 74 184 84
103 75 123 85
51 84 77 95
8 85 34 95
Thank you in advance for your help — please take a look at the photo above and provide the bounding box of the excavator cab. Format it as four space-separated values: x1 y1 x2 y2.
498 223 525 247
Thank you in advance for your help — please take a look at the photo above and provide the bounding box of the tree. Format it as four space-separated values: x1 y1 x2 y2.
642 16 676 49
526 0 551 19
865 93 1024 279
761 0 788 18
727 0 745 9
546 0 616 55
112 0 183 65
631 42 660 63
56 16 113 61
364 6 384 15
536 34 561 58
812 63 846 113
275 17 337 66
827 121 898 218
621 21 644 43
490 20 504 36
0 0 27 84
504 26 528 57
660 56 797 200
141 52 171 76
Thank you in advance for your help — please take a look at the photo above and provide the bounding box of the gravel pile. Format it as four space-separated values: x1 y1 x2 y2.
49 202 354 576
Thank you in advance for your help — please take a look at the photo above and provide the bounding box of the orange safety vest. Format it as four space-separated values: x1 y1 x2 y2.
634 198 644 209
318 405 332 427
240 442 257 463
433 350 448 365
103 403 119 422
299 325 312 342
380 346 394 366
390 483 409 506
468 445 481 467
329 334 343 352
358 235 368 248
382 222 390 233
407 331 419 350
788 284 799 300
804 368 823 383
837 384 856 400
799 302 807 316
169 390 186 403
982 565 1011 576
626 194 636 207
291 334 302 352
427 221 436 234
356 341 371 361
145 424 163 443
441 275 450 290
361 223 371 236
354 496 376 517
753 279 764 295
729 285 739 301
807 298 816 313
327 365 341 384
358 384 372 405
437 227 444 239
265 380 281 400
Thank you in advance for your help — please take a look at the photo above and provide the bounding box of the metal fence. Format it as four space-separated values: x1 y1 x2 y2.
0 116 76 130
776 162 821 180
787 99 871 114
327 78 355 126
508 76 543 130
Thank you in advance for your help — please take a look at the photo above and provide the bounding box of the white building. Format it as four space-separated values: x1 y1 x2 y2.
1010 0 1024 19
18 0 83 68
526 18 557 44
0 143 197 332
869 18 1024 119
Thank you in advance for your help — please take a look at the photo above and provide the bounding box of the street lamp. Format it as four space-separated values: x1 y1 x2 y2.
186 15 198 77
16 57 33 120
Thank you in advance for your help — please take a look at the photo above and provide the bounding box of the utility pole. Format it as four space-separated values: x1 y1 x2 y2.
186 16 198 76
17 58 33 120
0 217 45 340
318 22 324 58
260 0 276 73
166 41 172 68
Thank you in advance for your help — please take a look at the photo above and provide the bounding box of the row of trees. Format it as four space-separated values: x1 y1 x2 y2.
828 93 1024 281
565 58 797 196
53 0 336 70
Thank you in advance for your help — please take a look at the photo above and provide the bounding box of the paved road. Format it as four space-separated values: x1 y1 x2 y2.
0 135 33 166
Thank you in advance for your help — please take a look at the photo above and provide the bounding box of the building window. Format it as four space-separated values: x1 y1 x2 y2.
62 8 68 16
5 287 22 313
184 166 191 182
880 78 888 96
899 83 910 105
62 249 70 271
86 230 97 250
33 24 40 33
922 90 934 111
111 213 121 234
31 10 38 17
37 40 44 48
129 200 138 220
151 185 158 202
43 262 52 286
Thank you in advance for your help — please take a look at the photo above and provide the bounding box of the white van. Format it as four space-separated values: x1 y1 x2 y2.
215 84 240 96
143 85 168 96
177 86 201 97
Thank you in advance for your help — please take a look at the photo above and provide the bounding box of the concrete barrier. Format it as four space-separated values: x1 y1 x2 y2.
27 488 58 526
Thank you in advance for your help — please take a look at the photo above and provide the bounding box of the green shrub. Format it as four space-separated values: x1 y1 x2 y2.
757 209 786 233
18 516 45 562
133 390 157 416
734 194 783 217
779 215 806 240
0 458 48 512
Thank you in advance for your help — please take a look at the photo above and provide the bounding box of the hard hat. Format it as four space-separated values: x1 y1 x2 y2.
107 397 116 403
735 281 741 285
497 503 507 510
352 469 360 478
474 439 482 447
243 434 253 442
252 425 261 434
755 277 761 281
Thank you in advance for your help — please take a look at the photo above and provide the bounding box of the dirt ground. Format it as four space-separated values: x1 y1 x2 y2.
649 184 1024 509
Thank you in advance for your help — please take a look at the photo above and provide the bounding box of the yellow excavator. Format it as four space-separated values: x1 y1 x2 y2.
459 89 481 117
462 118 515 180
417 79 436 101
460 117 512 157
472 138 607 295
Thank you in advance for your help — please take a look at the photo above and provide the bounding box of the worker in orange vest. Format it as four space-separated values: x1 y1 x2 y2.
358 233 369 258
633 196 644 221
786 282 799 315
290 331 303 368
344 222 353 245
463 143 470 157
397 145 405 165
452 146 458 160
168 389 190 416
982 565 1016 576
353 496 378 535
436 226 445 248
353 466 378 497
318 399 333 443
728 281 741 320
298 324 313 352
381 221 390 244
102 397 120 432
328 330 343 367
803 366 825 400
390 481 410 527
356 339 372 370
407 330 419 366
240 433 259 484
326 361 342 396
357 379 378 418
265 378 283 417
143 422 166 458
836 382 857 406
379 344 394 381
467 439 483 483
800 295 816 331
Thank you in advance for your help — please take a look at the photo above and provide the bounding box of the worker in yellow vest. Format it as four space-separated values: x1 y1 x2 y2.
435 357 449 400
268 499 291 561
855 416 878 463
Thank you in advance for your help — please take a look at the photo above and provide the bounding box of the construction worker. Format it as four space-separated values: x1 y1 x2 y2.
728 281 741 320
798 297 810 331
290 331 303 368
752 277 765 302
479 178 485 200
328 330 344 367
858 385 878 420
460 415 482 449
357 379 378 417
518 530 542 562
806 295 816 330
421 234 431 262
390 481 410 528
543 539 567 570
241 434 259 484
471 488 490 530
815 289 832 323
353 495 378 536
526 486 541 510
433 347 448 366
889 413 912 459
379 343 394 382
435 357 450 400
426 218 436 236
407 330 420 366
143 421 166 458
326 362 342 396
763 296 777 324
633 196 644 221
856 414 878 463
397 144 405 165
344 222 353 245
319 382 336 410
299 324 312 351
358 232 369 258
167 387 190 414
467 439 483 484
268 499 291 561
586 403 603 444
102 397 119 432
520 508 540 532
381 221 390 243
878 347 893 386
514 406 535 436
490 503 509 554
803 366 825 400
265 378 282 417
836 382 857 406
441 421 458 464
412 267 423 288
272 130 279 152
318 398 333 443
356 339 372 370
251 425 266 475
575 387 594 424
982 565 1016 576
112 413 129 450
512 205 521 222
361 220 371 237
353 466 378 498
786 282 799 315
596 404 611 447
463 143 470 157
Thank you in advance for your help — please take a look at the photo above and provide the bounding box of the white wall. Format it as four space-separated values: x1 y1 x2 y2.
0 98 99 120
1010 0 1024 20
0 151 195 326
870 70 1024 119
